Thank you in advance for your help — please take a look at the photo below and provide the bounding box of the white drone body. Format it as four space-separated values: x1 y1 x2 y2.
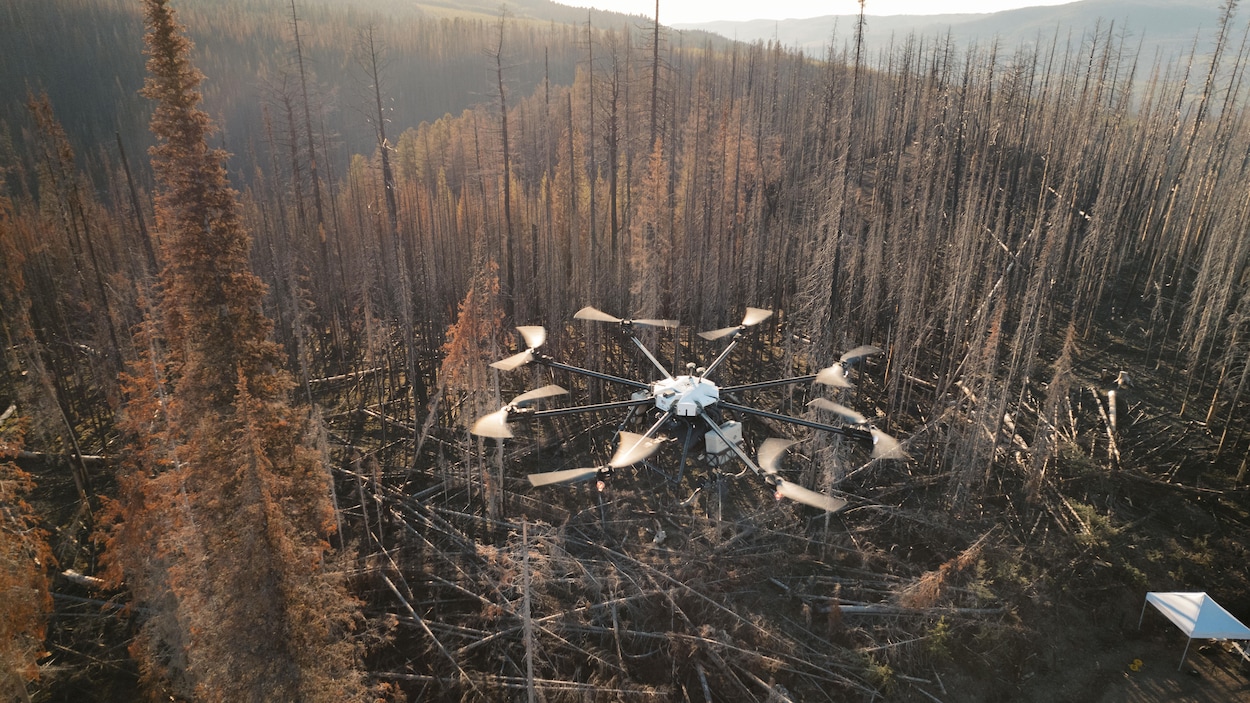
652 375 719 417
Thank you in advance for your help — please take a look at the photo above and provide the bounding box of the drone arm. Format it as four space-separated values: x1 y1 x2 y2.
610 409 675 467
720 374 817 393
534 356 652 390
630 335 673 379
637 408 673 441
700 336 743 380
698 409 766 476
705 408 849 512
524 397 655 419
719 400 873 442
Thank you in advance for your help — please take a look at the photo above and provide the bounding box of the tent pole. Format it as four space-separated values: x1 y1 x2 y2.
1138 597 1149 629
1178 638 1192 671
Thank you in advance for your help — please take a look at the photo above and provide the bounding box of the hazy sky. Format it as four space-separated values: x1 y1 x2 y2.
559 1 1080 24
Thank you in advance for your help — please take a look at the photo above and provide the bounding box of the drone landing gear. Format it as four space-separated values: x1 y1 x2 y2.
677 469 735 521
676 424 695 484
595 480 608 532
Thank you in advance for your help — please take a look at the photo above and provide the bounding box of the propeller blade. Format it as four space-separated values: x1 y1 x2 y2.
775 480 847 513
511 384 568 406
741 307 774 327
758 438 797 475
697 326 741 341
574 306 623 323
808 398 867 424
840 344 883 365
609 431 664 468
814 364 853 388
490 349 534 371
527 467 601 487
470 409 513 438
516 325 547 350
870 428 907 459
698 308 772 340
632 318 680 328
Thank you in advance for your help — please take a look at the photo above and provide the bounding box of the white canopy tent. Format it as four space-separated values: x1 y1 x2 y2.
1138 592 1250 669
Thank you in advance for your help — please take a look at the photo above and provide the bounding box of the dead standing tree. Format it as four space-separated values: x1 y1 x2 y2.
357 23 429 462
492 12 517 320
288 0 325 232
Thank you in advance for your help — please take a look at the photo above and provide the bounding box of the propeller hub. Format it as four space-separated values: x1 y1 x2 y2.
652 375 719 417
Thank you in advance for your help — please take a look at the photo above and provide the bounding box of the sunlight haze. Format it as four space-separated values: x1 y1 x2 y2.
558 0 1081 24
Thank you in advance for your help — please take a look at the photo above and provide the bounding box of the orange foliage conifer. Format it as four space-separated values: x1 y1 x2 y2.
440 258 503 404
0 410 53 703
0 159 54 703
98 2 366 699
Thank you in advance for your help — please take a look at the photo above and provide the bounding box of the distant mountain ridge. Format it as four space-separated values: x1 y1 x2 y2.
674 0 1226 63
0 0 1222 191
0 0 660 187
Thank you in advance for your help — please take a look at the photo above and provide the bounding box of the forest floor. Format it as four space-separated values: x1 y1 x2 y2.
910 308 1250 703
930 601 1250 702
945 636 1250 702
20 308 1250 702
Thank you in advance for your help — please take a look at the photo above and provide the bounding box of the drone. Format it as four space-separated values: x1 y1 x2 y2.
470 306 905 514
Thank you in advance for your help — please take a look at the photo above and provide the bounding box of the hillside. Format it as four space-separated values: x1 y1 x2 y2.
678 0 1223 61
2 0 1250 700
0 0 688 188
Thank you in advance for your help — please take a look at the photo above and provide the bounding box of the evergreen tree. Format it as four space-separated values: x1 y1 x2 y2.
0 412 52 703
0 179 53 703
101 2 365 699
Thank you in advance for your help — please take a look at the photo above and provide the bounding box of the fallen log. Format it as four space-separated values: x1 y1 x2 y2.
358 408 417 433
813 602 1005 617
910 683 946 703
308 367 383 385
381 573 479 694
372 672 667 696
60 569 106 590
14 450 111 466
51 593 144 614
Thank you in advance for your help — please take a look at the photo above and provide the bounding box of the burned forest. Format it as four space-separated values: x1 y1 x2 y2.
2 0 1249 701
